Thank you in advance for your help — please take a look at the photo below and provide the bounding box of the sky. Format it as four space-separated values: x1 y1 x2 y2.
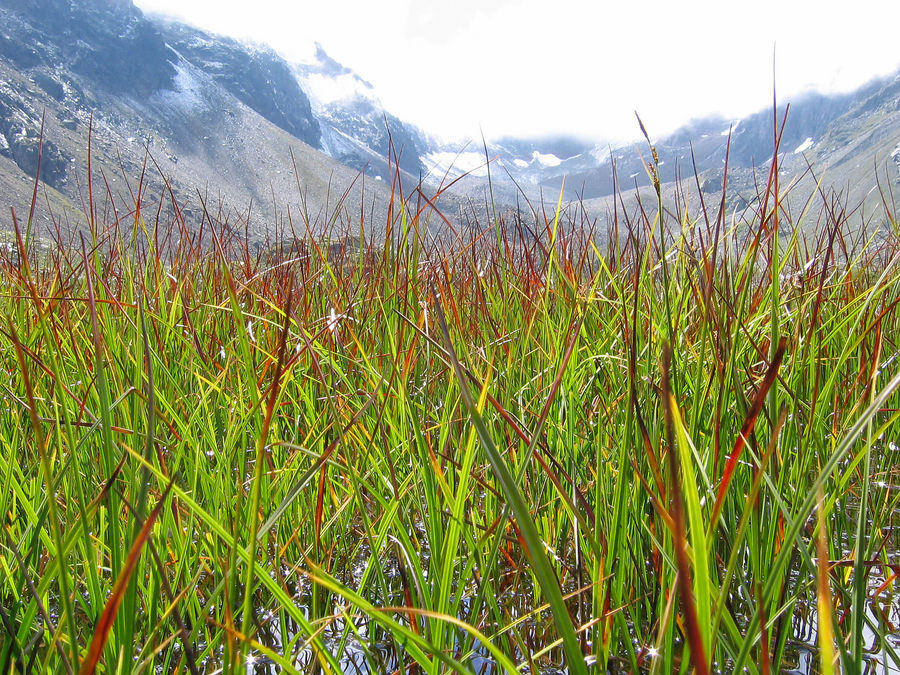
133 0 900 144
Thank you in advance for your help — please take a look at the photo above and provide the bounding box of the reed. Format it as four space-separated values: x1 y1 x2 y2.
0 133 898 674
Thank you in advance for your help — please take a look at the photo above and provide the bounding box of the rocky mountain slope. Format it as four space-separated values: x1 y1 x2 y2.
592 76 900 231
0 0 428 242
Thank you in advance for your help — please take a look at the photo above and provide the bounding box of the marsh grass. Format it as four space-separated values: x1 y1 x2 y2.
0 129 899 674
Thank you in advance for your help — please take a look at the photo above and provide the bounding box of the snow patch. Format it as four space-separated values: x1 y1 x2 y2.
589 147 611 164
721 120 740 136
0 133 7 151
513 158 529 168
319 125 380 162
793 137 814 154
187 36 220 50
422 151 489 178
159 61 205 112
532 151 561 167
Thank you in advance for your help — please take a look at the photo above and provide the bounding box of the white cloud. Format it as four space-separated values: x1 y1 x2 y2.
135 0 900 143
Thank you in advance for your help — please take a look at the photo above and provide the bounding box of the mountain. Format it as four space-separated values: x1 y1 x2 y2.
0 0 897 244
292 45 426 179
434 75 900 207
547 80 900 201
0 0 431 242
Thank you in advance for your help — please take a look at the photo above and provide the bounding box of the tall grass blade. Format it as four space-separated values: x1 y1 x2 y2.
661 344 710 675
431 285 588 675
79 481 173 675
711 337 787 527
815 485 838 675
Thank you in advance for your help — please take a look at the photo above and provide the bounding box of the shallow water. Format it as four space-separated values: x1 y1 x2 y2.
229 551 897 675
238 521 899 674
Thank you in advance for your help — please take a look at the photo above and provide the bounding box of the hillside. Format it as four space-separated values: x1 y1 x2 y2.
0 0 427 242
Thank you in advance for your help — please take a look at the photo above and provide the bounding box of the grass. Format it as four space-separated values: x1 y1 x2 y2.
0 130 899 675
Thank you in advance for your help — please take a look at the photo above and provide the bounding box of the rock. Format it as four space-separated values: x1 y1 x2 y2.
3 129 69 190
31 71 64 101
700 175 723 194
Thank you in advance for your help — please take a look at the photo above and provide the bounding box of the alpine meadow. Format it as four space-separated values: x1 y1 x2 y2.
0 0 899 673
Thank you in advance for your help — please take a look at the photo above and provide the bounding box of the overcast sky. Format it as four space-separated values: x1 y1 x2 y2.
134 0 900 143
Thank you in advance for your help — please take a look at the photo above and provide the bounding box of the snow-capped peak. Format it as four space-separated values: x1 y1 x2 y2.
292 43 379 110
793 137 814 154
531 150 561 167
422 151 490 179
